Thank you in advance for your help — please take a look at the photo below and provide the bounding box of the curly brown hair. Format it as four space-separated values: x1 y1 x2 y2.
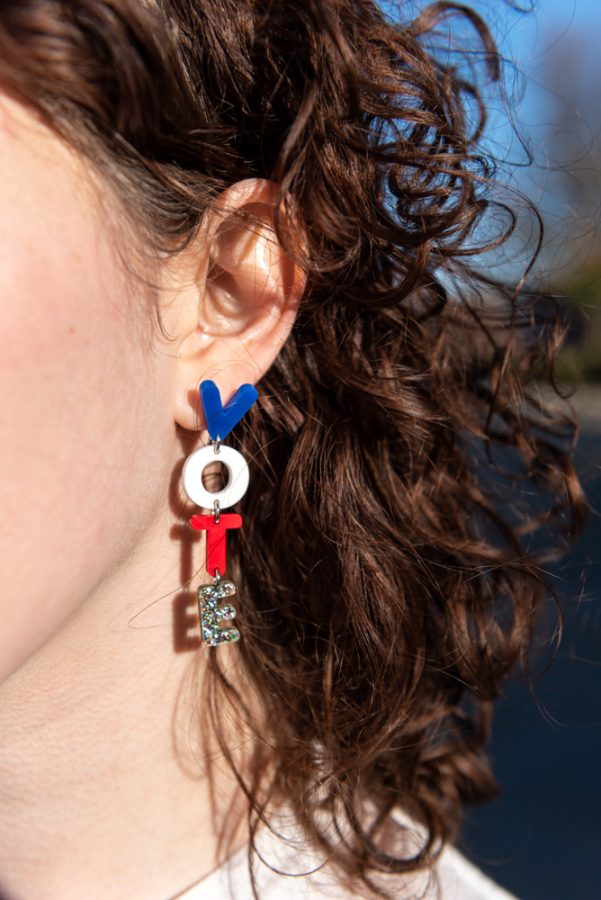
0 0 588 897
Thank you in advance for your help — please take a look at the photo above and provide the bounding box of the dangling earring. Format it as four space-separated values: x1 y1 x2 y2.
181 379 258 647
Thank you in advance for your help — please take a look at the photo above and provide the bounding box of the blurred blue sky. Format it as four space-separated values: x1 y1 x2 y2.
495 0 601 52
500 0 601 62
485 1 601 271
378 1 601 276
492 0 601 120
377 1 601 162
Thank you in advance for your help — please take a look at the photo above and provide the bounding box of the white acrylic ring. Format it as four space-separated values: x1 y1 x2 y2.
182 443 249 511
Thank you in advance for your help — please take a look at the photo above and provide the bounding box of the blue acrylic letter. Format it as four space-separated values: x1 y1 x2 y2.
200 379 258 441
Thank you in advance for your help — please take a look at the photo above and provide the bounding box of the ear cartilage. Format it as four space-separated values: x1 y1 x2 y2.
181 380 258 646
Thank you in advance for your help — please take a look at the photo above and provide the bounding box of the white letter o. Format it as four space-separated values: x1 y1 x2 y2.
182 444 249 510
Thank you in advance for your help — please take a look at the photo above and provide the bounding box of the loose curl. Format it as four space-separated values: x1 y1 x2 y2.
0 1 588 897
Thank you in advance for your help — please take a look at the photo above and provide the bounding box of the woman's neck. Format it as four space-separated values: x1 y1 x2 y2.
0 515 249 900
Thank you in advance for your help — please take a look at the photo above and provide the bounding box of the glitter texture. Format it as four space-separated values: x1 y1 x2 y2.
197 579 240 646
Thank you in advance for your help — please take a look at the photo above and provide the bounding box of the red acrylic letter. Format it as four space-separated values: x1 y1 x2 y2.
188 513 243 576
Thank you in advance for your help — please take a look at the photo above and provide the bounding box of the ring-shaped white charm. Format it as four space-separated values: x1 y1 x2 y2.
182 444 249 510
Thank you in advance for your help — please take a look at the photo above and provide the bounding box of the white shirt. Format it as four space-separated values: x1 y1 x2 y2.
175 806 519 899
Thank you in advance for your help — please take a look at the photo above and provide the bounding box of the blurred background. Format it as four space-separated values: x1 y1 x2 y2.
456 4 601 900
380 2 601 898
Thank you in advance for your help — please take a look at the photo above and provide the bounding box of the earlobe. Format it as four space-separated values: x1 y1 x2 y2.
170 178 307 432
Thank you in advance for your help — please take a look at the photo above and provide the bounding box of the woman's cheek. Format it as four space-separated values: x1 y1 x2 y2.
0 126 160 681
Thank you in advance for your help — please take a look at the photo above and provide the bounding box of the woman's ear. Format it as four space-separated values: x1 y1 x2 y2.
165 178 307 431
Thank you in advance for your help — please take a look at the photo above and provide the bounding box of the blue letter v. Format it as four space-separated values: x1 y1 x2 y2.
199 379 258 441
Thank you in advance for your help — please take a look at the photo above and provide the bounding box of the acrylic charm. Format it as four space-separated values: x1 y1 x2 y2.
189 513 242 577
181 379 258 647
200 379 258 441
181 444 249 510
197 576 240 647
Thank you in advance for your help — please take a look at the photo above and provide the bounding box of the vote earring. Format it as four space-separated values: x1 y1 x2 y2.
181 379 258 647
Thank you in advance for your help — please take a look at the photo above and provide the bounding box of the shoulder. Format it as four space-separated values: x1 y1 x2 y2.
390 806 519 900
181 807 519 900
433 841 518 900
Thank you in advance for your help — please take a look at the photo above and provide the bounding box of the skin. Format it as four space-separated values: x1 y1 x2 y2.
0 92 306 900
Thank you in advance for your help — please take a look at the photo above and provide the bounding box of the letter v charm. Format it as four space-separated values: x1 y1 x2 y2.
200 380 258 441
